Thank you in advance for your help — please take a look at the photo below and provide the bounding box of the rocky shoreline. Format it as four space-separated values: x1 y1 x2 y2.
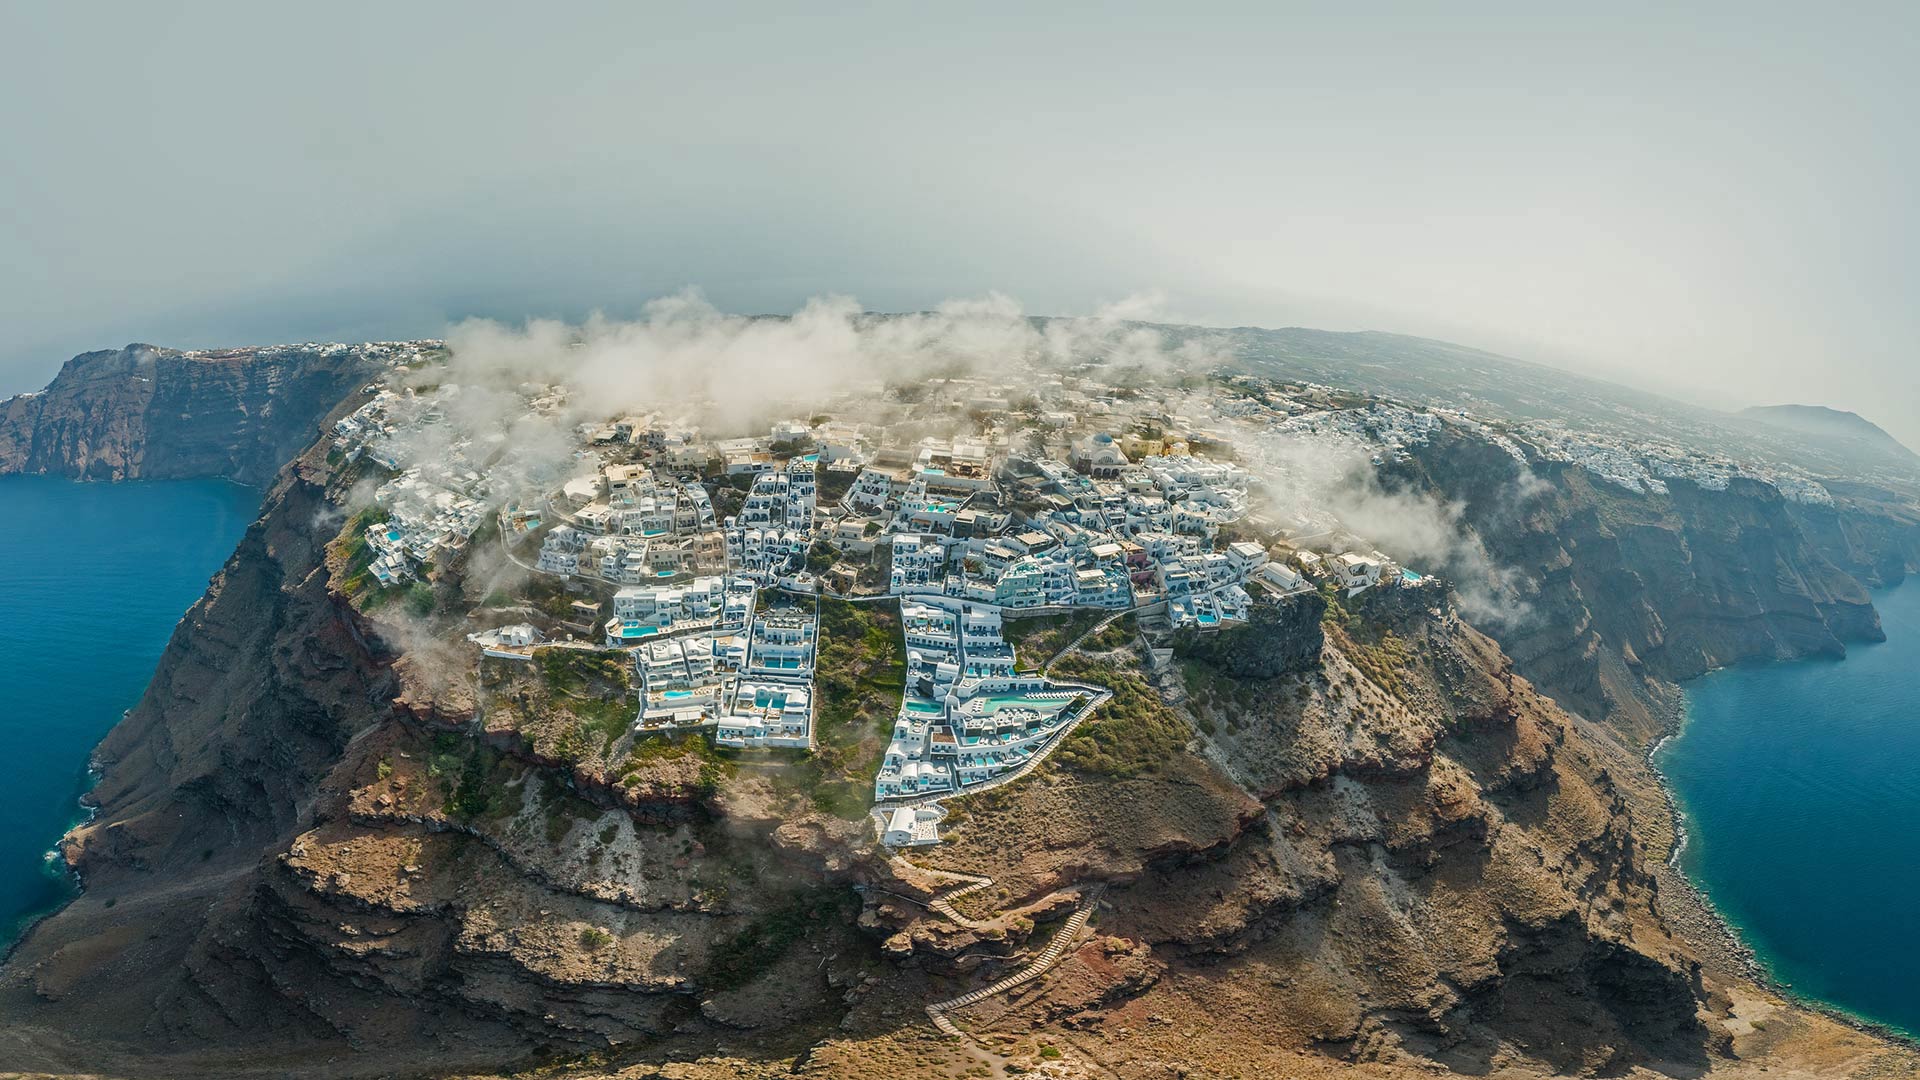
1645 688 1920 1052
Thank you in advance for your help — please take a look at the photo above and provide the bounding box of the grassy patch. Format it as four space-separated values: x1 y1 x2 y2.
700 890 853 991
535 648 635 756
1050 649 1190 778
1083 613 1137 652
621 730 734 798
781 598 905 818
333 505 393 596
427 733 517 823
1002 610 1106 671
1332 623 1412 701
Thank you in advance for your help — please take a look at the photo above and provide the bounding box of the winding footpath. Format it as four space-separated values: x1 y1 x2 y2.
924 887 1103 1038
909 613 1122 1038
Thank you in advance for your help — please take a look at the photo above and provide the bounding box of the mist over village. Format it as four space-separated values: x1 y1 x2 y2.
3 6 1919 1080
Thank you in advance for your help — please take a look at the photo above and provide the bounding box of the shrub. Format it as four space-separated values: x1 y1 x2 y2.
1050 650 1189 778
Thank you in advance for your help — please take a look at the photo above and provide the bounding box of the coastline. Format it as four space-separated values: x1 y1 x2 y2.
1645 684 1920 1052
0 786 92 964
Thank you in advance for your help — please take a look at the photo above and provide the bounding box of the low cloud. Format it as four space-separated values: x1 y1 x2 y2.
1248 431 1534 627
399 289 1225 487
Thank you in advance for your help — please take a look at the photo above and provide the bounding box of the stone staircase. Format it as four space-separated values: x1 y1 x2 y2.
924 889 1101 1037
926 872 997 931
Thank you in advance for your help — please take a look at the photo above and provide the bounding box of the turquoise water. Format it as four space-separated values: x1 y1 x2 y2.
1661 581 1920 1038
0 476 257 946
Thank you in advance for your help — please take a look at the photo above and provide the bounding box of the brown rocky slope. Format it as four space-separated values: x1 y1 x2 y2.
0 383 1912 1078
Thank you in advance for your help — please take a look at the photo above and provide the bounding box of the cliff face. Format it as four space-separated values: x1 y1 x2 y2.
0 418 1712 1079
839 587 1709 1078
0 362 1913 1078
1402 427 1919 737
0 343 390 486
0 441 877 1077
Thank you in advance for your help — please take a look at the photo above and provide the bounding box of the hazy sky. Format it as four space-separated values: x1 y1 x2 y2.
4 3 1915 445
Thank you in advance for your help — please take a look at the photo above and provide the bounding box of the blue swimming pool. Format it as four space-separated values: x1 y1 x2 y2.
971 692 1070 716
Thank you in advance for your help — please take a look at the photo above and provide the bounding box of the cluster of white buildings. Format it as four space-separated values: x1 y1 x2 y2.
363 463 489 588
534 463 732 584
620 582 822 750
1521 421 1837 506
861 438 1262 631
874 598 1090 807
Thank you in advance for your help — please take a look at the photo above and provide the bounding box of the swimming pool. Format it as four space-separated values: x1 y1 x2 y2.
661 689 693 700
969 692 1071 717
1401 569 1423 584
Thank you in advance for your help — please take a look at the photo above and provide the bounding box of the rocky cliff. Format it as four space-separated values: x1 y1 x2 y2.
0 343 403 485
0 443 1730 1077
1400 427 1920 739
0 363 1913 1078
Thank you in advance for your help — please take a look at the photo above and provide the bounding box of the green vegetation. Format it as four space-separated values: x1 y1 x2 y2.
1082 613 1137 652
1319 580 1353 629
538 648 628 691
1050 649 1190 778
806 540 838 573
779 598 906 818
521 574 582 621
333 506 393 596
700 890 852 991
404 580 437 618
535 648 635 756
1002 610 1106 671
578 926 614 950
1336 623 1413 701
817 467 855 504
1176 656 1261 718
621 731 734 798
1315 584 1414 700
426 733 516 822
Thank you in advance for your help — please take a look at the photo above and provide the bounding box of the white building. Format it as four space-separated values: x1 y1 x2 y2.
716 681 814 748
1334 552 1384 593
890 534 947 594
606 575 752 644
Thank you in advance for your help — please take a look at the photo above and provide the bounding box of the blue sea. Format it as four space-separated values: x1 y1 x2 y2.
0 475 257 946
1662 580 1920 1039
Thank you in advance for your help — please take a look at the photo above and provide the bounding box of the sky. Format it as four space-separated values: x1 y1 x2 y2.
2 3 1915 446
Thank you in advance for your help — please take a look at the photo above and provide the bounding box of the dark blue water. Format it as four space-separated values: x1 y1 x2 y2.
1662 580 1920 1038
0 475 257 945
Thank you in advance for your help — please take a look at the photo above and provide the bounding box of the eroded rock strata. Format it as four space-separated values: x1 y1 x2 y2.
0 343 399 485
0 359 1914 1079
